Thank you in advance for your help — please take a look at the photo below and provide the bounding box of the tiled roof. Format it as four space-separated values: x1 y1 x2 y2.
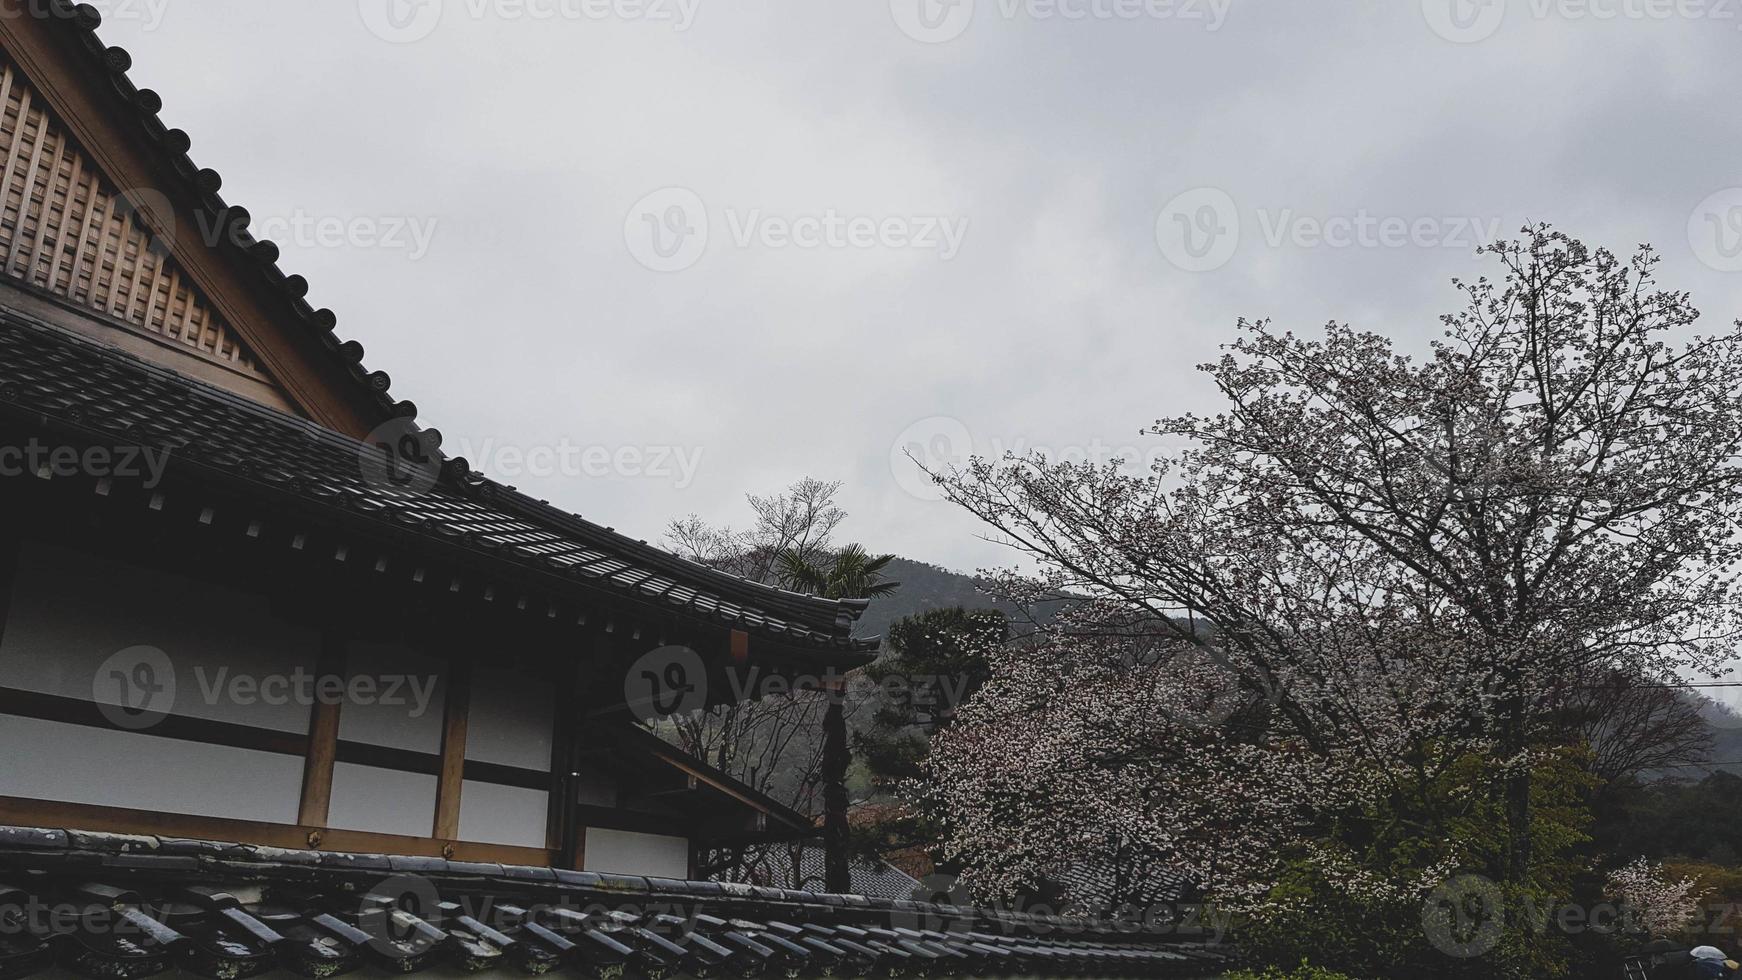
29 0 413 425
0 827 1234 979
0 310 876 655
1053 863 1192 917
723 845 924 902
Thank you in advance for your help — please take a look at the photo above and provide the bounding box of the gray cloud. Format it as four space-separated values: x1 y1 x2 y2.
91 0 1742 573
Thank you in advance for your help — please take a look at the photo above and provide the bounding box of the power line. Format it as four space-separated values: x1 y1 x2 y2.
1578 681 1742 689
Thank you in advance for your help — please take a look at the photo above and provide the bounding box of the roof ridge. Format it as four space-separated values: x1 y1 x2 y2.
13 2 873 639
462 481 872 631
0 308 872 639
34 0 410 427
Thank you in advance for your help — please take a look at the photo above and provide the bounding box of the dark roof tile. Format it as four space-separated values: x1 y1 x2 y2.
0 312 877 657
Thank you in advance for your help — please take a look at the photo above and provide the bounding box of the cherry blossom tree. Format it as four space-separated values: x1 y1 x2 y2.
921 228 1742 907
1605 858 1707 936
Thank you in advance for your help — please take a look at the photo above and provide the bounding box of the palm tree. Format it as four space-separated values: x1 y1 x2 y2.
775 542 900 601
775 543 898 893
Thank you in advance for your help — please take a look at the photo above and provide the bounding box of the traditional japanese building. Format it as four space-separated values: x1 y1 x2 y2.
0 4 1230 976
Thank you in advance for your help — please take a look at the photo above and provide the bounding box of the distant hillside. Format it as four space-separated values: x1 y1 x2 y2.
1689 696 1742 779
852 557 1023 642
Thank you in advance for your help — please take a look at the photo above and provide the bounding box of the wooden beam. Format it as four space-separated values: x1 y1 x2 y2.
432 660 470 840
296 632 345 828
0 683 545 788
0 795 550 865
570 803 690 839
0 686 308 755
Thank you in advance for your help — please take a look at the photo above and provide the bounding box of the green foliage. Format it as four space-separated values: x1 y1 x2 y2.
1597 771 1742 867
1664 861 1742 908
1240 747 1602 980
851 607 1007 864
1225 964 1360 980
858 608 1007 786
775 542 900 600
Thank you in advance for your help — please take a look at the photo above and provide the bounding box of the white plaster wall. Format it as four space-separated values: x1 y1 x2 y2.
582 827 690 878
335 641 445 753
457 780 547 848
0 715 305 822
0 541 318 732
464 666 553 770
327 762 437 838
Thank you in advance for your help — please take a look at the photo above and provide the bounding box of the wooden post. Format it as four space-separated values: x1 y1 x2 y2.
296 632 346 829
0 531 19 653
0 477 25 650
432 660 471 841
549 648 585 868
822 674 851 894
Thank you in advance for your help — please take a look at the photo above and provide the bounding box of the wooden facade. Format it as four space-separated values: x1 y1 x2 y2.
0 2 862 881
0 53 267 381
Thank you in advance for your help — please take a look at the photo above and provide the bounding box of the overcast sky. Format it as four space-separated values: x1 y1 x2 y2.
90 0 1742 578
